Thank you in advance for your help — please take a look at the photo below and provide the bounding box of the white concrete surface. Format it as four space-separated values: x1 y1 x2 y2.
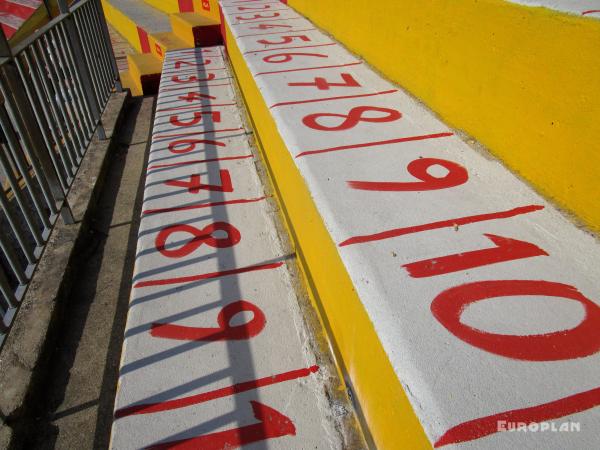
111 47 355 450
507 0 600 17
220 1 600 448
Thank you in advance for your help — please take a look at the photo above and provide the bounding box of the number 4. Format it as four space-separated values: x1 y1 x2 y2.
165 170 233 193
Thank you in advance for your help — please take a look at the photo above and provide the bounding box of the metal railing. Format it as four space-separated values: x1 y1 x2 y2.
0 0 121 346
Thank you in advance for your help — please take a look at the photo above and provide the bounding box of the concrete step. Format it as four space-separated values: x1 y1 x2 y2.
218 1 600 449
126 52 161 95
102 0 222 95
110 46 365 449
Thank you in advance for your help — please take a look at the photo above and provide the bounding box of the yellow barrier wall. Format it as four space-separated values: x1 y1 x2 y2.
288 0 600 233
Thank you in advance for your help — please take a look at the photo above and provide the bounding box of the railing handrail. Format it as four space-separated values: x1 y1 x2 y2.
0 0 122 347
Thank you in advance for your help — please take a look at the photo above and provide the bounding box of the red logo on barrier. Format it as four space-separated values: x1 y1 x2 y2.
202 0 210 11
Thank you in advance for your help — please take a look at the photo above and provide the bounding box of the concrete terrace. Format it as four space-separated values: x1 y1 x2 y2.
0 1 599 449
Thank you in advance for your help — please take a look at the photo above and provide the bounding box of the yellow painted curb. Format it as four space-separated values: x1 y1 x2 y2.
148 31 188 60
119 70 142 96
224 22 432 450
127 53 161 94
101 0 145 54
288 0 600 234
143 0 180 15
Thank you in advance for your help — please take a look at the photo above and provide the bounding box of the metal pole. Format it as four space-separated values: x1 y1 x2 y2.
94 0 123 92
0 28 66 212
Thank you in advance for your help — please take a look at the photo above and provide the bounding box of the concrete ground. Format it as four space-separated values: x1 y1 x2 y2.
13 96 154 450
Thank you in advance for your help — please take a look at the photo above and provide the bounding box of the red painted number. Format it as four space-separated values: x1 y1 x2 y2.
236 13 280 20
257 34 310 45
165 170 233 193
174 59 212 68
155 222 241 258
263 52 327 63
404 234 548 278
303 106 401 131
249 24 292 29
178 92 217 103
431 280 600 361
168 139 225 154
171 73 216 83
347 158 468 191
148 401 295 450
289 72 360 90
170 111 221 127
151 300 266 341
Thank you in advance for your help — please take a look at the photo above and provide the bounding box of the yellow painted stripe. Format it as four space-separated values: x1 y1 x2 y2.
101 0 145 53
224 22 432 450
148 31 189 60
143 0 180 15
288 0 600 234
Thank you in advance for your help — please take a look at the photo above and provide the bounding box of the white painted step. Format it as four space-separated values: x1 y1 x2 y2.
110 46 362 450
219 1 600 449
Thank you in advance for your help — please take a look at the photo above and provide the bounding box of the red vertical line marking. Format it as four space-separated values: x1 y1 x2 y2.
435 386 600 447
238 28 315 38
255 61 362 76
134 261 284 288
296 132 453 158
146 154 253 171
178 0 194 12
115 365 319 418
142 197 267 215
152 127 245 140
243 42 336 54
339 205 545 247
137 27 151 53
270 89 398 108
